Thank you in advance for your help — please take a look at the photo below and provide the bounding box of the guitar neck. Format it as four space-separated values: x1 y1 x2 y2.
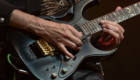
77 2 140 35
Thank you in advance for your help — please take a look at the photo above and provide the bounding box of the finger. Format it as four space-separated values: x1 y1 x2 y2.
102 24 124 40
63 31 83 47
62 38 81 51
68 25 83 39
57 43 74 59
103 28 120 45
111 37 119 48
101 20 124 32
120 33 124 41
115 6 122 11
102 33 113 42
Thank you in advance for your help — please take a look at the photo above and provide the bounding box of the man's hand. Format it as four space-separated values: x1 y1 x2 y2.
9 10 82 59
99 6 125 50
36 21 83 59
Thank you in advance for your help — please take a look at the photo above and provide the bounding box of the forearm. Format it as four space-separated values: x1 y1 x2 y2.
9 9 54 35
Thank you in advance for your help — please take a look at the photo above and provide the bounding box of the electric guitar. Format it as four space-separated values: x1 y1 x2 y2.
8 0 140 80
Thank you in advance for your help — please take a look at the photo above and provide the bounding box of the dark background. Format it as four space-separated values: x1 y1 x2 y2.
87 0 140 80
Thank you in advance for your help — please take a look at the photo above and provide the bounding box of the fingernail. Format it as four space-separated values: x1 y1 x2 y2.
71 55 74 59
101 20 105 23
69 54 74 59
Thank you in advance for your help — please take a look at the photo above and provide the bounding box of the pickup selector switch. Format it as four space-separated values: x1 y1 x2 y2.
62 68 67 74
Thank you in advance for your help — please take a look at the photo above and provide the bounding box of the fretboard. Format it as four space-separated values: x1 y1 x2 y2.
76 2 140 35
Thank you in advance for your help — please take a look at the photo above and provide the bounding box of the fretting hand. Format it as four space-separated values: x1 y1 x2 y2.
99 6 125 50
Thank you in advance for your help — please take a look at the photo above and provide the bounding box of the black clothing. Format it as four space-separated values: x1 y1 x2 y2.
0 0 41 25
0 0 104 80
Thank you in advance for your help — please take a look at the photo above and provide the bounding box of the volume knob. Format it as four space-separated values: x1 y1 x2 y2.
51 73 57 79
64 55 70 61
62 68 67 74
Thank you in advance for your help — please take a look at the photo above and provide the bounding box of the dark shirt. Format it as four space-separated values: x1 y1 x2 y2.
0 0 41 25
0 0 41 47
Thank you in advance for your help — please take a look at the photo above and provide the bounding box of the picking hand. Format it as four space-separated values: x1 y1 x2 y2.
10 9 83 59
36 20 83 59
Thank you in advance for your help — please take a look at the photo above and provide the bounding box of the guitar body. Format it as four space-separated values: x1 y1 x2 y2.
8 0 117 80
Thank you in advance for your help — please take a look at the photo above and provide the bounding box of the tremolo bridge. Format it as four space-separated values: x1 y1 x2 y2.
30 39 60 57
36 39 56 56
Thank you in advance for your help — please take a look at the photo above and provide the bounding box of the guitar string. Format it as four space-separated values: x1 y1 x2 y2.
75 2 140 36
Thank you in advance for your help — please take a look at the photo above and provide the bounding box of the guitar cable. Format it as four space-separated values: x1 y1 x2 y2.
7 54 30 80
7 54 16 80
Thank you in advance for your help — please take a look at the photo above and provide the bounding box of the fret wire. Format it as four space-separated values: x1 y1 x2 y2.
96 17 102 23
112 12 121 22
94 19 101 31
122 8 131 18
107 13 115 22
88 22 95 34
81 24 89 34
103 15 111 21
131 4 140 14
100 16 105 20
91 20 98 32
117 10 125 22
78 26 83 32
110 12 119 22
136 2 140 13
98 16 106 30
74 25 86 36
120 9 128 20
89 20 97 33
95 18 102 31
125 7 134 17
90 21 96 33
118 10 128 20
84 22 92 34
87 21 95 34
137 2 140 8
80 25 87 35
129 6 136 16
134 3 140 12
96 17 102 30
86 22 93 34
82 23 89 34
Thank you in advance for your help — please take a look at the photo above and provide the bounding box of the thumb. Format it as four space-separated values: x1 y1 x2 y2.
115 6 122 11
